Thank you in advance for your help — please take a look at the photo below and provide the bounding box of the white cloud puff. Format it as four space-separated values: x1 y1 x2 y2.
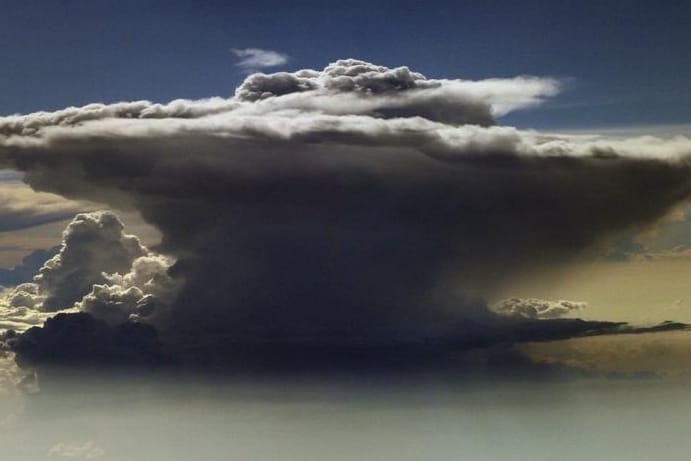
231 48 289 72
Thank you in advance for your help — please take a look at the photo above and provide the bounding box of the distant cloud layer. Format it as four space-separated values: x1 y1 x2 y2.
0 183 86 232
0 59 690 369
231 48 289 72
0 246 59 287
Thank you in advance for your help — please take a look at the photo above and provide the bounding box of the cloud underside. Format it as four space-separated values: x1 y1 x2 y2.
1 59 691 370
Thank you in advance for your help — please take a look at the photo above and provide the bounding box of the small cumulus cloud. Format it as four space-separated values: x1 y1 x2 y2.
494 298 587 319
231 48 289 73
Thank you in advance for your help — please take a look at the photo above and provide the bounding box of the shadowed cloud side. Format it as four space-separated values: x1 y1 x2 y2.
7 310 687 373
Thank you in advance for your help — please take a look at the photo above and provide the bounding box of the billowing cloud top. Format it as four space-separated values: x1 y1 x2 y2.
0 59 560 139
0 59 690 368
232 58 559 125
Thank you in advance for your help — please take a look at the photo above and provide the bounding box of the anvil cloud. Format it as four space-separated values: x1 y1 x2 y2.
1 59 691 367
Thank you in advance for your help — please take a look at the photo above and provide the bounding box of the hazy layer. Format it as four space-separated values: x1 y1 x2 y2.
1 371 690 461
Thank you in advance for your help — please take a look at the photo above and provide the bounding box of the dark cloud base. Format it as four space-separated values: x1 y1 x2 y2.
10 313 165 369
8 311 686 377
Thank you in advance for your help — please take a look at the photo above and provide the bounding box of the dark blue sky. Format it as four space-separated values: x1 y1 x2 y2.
1 0 689 129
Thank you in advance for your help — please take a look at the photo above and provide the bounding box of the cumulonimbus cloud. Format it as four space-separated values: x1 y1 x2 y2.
0 59 690 368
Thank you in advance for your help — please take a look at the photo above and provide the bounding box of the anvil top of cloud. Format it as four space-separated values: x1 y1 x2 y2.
1 59 691 369
0 59 560 132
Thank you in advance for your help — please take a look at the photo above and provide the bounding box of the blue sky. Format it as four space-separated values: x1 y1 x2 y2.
1 0 690 129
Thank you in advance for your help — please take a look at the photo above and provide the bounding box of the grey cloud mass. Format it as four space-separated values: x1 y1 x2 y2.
0 59 690 368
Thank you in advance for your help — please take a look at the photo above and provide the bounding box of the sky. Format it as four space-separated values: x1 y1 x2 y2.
1 1 691 459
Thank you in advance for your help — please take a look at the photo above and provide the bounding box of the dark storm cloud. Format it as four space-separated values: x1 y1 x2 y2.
12 312 164 369
0 59 691 368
